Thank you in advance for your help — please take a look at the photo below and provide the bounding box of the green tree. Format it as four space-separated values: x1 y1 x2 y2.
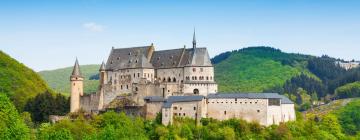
0 93 30 140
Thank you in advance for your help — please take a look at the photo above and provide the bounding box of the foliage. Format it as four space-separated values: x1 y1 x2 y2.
38 64 101 96
335 82 360 99
0 51 49 111
336 99 360 135
24 91 69 122
0 93 30 140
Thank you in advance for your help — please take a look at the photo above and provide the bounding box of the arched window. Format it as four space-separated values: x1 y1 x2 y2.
206 76 209 80
126 85 129 89
168 77 171 82
163 78 166 82
193 89 199 94
135 87 138 91
194 76 197 80
173 77 176 82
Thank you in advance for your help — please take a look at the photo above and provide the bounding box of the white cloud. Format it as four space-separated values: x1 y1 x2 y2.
82 22 104 32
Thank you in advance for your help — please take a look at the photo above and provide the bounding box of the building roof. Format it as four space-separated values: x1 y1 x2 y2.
106 46 154 70
207 93 294 104
163 95 205 108
71 58 82 77
99 61 106 71
105 45 212 70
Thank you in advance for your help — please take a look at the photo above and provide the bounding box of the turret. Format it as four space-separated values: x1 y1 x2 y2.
70 58 84 113
99 61 107 85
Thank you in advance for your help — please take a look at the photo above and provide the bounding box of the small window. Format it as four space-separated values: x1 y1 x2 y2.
126 85 129 89
135 87 138 91
128 52 131 55
193 68 196 72
180 107 182 110
257 110 260 113
174 107 177 110
157 57 160 60
183 113 185 116
174 113 177 116
193 107 196 110
138 73 140 77
224 111 226 115
117 57 120 60
135 60 138 63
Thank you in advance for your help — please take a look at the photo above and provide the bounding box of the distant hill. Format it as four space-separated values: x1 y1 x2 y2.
213 46 314 92
0 51 50 111
38 64 100 96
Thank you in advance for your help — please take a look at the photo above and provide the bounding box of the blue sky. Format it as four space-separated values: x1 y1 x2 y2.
1 0 359 71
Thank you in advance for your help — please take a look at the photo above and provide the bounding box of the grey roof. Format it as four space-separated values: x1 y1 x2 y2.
144 96 165 102
163 95 205 108
105 45 212 70
71 59 82 77
207 93 294 104
105 46 154 70
99 61 106 71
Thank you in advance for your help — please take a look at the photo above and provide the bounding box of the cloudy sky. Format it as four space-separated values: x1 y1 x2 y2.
1 0 360 71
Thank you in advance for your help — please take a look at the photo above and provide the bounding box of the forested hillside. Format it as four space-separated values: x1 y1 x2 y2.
38 65 100 96
0 51 50 111
213 47 314 92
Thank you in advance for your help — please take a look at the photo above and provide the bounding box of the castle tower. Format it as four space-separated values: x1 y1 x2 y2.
99 61 106 85
98 62 106 110
70 58 84 113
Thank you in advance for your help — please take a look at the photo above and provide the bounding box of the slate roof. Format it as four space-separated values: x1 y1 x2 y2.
207 93 294 104
105 46 212 70
163 95 205 108
71 59 83 77
99 61 106 71
105 46 154 70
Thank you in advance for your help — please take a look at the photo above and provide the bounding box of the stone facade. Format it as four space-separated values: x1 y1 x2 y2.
69 33 295 126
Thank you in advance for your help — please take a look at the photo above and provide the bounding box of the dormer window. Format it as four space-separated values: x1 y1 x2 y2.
135 60 138 63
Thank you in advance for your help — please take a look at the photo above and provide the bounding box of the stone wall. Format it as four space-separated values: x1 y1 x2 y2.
207 98 268 125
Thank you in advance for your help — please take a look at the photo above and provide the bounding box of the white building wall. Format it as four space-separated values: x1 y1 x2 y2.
207 98 268 125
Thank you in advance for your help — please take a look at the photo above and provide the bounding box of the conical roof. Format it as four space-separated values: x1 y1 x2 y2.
71 58 82 76
99 61 106 71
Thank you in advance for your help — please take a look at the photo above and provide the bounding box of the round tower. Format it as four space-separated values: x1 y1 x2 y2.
70 58 84 113
99 61 107 85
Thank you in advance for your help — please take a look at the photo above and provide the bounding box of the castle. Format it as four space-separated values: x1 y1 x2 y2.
70 31 296 126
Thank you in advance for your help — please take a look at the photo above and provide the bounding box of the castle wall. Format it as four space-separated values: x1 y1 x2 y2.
280 104 296 122
182 83 218 96
156 68 184 84
207 98 268 125
80 92 100 112
145 101 163 119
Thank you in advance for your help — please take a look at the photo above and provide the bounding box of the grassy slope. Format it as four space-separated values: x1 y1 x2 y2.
38 64 100 96
0 51 49 111
215 53 302 92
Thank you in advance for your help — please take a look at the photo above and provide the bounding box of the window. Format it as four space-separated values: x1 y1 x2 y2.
133 73 135 78
126 85 129 89
224 111 226 115
121 85 123 90
257 110 260 113
193 89 199 94
135 87 138 91
269 99 280 106
138 73 140 77
73 83 75 86
174 107 177 110
174 113 177 116
180 107 182 110
206 76 209 80
173 77 176 82
135 60 138 63
183 113 185 116
193 107 196 110
193 68 196 72
117 57 120 60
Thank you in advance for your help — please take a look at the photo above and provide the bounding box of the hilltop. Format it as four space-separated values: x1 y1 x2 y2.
38 64 100 96
0 51 50 111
